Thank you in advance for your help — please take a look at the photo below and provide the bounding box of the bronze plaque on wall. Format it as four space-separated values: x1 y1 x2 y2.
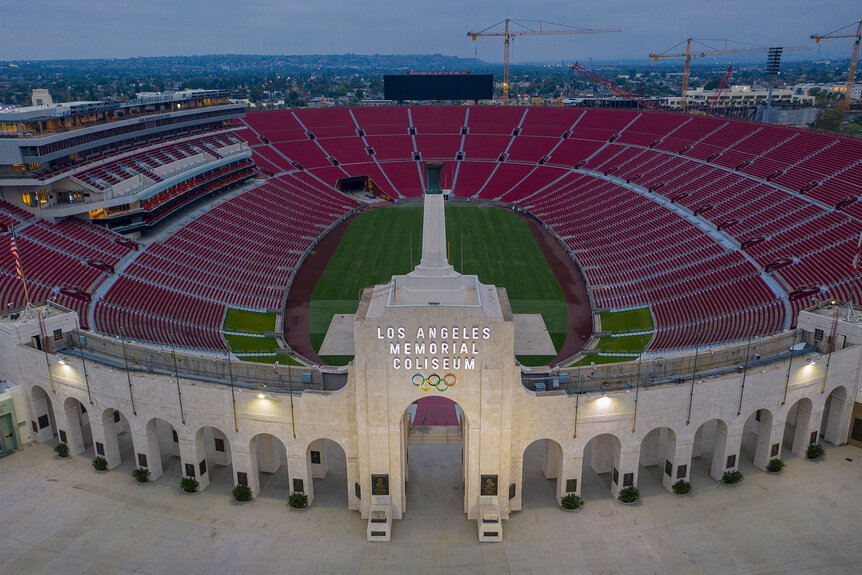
481 474 498 496
371 474 389 495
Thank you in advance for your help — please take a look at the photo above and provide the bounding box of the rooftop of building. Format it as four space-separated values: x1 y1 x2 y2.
0 301 73 327
0 89 230 123
805 299 862 324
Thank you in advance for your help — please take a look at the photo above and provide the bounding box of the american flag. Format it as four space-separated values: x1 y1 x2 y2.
9 221 23 281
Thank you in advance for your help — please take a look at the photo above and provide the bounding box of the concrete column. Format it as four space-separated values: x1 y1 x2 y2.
662 438 693 492
589 435 614 474
610 444 640 497
132 427 163 481
309 438 328 478
346 454 360 511
711 427 742 481
556 455 583 501
230 444 260 497
753 413 785 470
54 401 85 456
255 434 282 474
178 434 208 490
287 448 314 505
541 439 562 480
90 413 121 469
792 405 823 457
464 424 480 520
508 455 524 512
823 391 853 445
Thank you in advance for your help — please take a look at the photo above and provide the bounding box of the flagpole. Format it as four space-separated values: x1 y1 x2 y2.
9 221 31 307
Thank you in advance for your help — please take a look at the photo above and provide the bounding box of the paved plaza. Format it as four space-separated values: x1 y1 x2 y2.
1 440 861 574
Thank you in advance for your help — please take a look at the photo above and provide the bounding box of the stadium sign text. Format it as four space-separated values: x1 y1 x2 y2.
377 326 490 371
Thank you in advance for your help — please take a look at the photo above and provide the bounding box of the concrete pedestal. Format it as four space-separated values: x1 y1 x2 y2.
478 496 503 542
367 496 392 542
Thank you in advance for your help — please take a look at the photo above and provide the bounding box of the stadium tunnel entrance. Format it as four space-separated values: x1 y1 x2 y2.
400 395 469 520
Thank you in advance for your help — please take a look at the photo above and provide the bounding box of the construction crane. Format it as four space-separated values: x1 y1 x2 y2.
811 19 862 108
570 62 660 110
467 19 620 104
649 39 810 112
705 65 733 116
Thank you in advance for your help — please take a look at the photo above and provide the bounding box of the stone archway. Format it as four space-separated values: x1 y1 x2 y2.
581 433 626 500
249 433 289 500
29 385 56 443
93 408 133 471
782 398 819 458
400 394 468 519
821 386 851 446
741 408 781 471
307 438 350 508
692 418 734 482
61 396 93 456
144 418 181 485
638 426 687 495
191 426 233 493
520 438 564 509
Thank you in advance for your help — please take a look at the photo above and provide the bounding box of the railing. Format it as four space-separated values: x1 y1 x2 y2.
522 331 821 394
59 330 347 394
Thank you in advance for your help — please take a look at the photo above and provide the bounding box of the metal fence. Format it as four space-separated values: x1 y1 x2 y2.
61 330 347 393
523 331 810 393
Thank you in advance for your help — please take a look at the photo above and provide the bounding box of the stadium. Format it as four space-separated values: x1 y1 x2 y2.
1 86 861 546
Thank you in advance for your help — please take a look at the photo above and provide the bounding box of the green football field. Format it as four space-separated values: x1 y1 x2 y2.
309 203 567 366
222 308 301 365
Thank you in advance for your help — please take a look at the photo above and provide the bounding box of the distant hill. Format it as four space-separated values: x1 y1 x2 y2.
1 54 491 75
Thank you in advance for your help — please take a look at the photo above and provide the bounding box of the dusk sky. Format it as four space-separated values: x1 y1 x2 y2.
2 1 859 63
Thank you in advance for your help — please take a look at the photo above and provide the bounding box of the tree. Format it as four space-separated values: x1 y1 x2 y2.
813 105 843 132
842 123 861 136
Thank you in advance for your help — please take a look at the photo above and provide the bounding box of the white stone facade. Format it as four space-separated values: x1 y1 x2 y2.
0 196 859 541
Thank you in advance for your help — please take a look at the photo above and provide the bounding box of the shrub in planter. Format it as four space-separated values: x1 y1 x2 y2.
672 479 692 495
806 443 825 460
180 477 200 493
287 491 309 509
722 470 743 484
617 486 640 504
132 467 151 483
54 443 70 458
92 456 108 471
560 493 584 510
233 484 253 502
766 458 786 473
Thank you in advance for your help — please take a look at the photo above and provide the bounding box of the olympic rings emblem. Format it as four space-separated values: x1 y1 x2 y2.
411 373 457 392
